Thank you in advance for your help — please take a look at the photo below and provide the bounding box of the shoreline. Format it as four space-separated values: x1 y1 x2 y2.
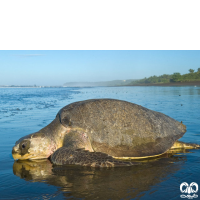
125 81 200 87
1 81 200 88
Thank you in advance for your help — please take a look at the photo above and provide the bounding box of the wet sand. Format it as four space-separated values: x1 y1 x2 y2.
1 87 200 200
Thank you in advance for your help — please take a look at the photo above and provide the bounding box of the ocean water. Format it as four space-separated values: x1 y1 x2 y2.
0 86 200 200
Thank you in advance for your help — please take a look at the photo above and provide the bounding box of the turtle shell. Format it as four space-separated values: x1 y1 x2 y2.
58 99 186 158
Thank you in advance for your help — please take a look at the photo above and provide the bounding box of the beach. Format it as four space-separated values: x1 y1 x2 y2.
0 86 200 200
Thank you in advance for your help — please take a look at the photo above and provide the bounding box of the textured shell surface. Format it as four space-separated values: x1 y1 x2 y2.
58 99 186 157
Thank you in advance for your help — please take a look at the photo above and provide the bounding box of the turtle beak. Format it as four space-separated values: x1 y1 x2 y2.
12 146 27 160
12 153 22 160
12 146 21 160
12 146 47 160
12 149 31 160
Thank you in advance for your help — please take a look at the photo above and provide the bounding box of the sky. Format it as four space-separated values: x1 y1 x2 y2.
0 50 200 86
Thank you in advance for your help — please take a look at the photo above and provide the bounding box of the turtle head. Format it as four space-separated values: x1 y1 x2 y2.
12 132 56 160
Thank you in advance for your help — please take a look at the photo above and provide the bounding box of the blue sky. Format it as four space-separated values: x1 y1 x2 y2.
0 50 200 86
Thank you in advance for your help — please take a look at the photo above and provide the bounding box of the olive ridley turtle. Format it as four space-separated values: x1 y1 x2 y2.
12 99 199 167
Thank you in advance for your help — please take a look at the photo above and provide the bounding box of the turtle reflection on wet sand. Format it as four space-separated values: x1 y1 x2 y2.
12 99 200 167
12 153 188 200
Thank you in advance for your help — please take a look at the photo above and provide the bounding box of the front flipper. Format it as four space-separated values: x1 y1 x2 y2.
50 147 138 167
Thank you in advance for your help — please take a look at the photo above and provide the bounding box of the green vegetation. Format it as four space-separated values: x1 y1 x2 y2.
129 68 200 85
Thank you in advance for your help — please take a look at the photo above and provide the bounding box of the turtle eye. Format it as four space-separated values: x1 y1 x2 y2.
22 143 26 149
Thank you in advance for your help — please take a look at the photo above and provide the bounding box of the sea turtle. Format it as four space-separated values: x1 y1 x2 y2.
12 99 199 167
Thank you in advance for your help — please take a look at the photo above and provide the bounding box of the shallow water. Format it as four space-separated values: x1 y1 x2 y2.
0 86 200 200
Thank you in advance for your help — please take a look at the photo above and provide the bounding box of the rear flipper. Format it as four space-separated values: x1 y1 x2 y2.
50 147 138 167
171 141 200 149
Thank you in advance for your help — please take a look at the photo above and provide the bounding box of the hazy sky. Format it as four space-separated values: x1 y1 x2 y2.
0 50 200 86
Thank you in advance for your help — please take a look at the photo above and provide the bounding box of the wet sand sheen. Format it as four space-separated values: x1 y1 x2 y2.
0 86 200 199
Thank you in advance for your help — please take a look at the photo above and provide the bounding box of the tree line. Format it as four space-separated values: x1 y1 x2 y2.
129 68 200 85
